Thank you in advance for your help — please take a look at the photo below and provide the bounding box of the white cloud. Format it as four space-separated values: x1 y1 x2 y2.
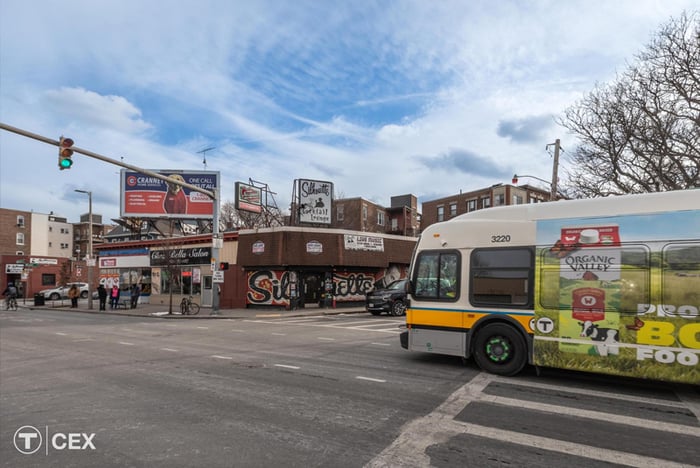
1 0 697 222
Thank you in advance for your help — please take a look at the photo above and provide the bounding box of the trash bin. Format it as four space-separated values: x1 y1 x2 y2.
34 293 45 306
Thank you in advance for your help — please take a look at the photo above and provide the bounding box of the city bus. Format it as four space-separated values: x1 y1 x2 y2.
400 190 699 384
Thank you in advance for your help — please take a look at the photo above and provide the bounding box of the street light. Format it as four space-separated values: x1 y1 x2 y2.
75 189 94 310
512 174 557 200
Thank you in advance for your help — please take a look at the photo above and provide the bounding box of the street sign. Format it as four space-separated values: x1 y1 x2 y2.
212 271 224 283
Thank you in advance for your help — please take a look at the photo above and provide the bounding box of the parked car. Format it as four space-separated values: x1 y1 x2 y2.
39 282 89 300
365 279 409 316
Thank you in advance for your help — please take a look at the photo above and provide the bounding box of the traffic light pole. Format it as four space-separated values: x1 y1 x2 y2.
1 122 222 313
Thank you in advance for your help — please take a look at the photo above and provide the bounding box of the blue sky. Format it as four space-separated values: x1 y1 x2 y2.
0 1 695 223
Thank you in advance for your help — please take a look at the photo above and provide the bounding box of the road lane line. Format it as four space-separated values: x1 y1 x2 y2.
211 355 233 360
371 342 391 346
356 376 387 383
55 332 67 336
118 342 135 346
196 326 208 329
161 348 178 352
271 332 286 336
275 364 300 370
317 337 335 341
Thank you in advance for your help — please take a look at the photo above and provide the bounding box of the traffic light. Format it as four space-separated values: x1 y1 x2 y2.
219 262 229 271
58 136 74 170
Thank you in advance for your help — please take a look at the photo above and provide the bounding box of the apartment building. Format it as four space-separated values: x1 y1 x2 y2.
421 183 551 230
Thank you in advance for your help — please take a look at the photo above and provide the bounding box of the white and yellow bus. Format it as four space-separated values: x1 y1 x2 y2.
400 190 699 384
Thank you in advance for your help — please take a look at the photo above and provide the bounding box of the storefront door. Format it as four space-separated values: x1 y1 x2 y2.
201 275 213 307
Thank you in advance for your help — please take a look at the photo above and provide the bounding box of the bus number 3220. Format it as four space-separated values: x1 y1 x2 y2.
491 235 511 243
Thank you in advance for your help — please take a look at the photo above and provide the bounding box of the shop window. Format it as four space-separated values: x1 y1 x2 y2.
42 274 56 286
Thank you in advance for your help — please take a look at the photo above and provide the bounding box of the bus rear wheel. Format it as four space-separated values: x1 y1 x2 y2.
472 323 526 377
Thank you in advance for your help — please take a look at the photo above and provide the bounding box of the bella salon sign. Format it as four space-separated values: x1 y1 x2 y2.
150 247 212 266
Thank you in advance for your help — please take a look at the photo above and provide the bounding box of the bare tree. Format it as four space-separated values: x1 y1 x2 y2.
220 200 285 230
558 12 700 197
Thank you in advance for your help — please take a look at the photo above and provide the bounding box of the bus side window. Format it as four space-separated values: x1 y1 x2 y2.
470 247 533 308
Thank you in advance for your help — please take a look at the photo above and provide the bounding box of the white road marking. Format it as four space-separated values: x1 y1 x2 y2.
371 342 391 346
72 338 94 342
118 342 135 346
366 373 698 468
275 364 300 370
230 329 246 333
196 326 208 329
161 348 178 352
271 332 286 336
356 376 387 383
211 355 233 360
317 337 335 341
55 332 67 336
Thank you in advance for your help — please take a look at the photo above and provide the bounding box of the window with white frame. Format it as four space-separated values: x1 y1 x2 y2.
437 205 445 222
362 206 368 221
16 215 25 227
377 211 385 226
494 194 505 206
449 203 457 217
481 197 491 208
512 194 523 205
337 204 344 221
16 233 24 245
467 199 477 212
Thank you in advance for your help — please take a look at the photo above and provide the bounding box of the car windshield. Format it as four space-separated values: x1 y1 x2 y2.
386 280 407 290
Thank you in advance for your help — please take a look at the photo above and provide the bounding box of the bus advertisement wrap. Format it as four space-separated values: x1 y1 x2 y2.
534 211 700 385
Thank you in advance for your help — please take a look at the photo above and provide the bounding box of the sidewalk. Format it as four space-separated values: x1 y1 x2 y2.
15 298 368 320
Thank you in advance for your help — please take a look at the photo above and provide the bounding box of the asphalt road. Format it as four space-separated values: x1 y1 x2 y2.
1 309 698 467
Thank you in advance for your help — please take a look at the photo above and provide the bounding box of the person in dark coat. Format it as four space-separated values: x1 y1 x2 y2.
97 284 107 311
130 284 141 309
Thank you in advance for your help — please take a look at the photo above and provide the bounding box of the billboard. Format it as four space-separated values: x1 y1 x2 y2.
298 179 332 224
235 182 262 213
120 170 219 218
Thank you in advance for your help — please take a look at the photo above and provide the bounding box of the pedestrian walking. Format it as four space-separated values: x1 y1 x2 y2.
110 285 120 309
130 284 141 309
68 284 79 308
97 284 107 310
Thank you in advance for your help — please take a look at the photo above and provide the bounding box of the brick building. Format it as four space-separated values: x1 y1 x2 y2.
421 183 551 230
237 227 416 308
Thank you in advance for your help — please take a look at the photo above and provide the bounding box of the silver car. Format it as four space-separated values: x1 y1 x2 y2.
39 282 89 300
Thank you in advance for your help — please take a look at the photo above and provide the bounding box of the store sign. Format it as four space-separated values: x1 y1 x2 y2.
150 247 212 266
5 264 24 274
344 235 384 252
252 241 265 254
30 257 58 265
298 179 332 224
306 241 323 254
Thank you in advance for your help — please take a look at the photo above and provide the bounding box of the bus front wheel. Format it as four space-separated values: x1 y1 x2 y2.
472 323 526 377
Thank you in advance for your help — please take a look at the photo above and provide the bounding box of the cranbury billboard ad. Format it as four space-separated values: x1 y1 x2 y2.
120 170 220 218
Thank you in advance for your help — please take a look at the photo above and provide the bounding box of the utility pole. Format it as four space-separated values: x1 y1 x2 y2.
547 139 561 201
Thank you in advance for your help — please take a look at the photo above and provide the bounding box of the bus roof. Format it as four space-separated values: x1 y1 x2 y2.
449 189 698 224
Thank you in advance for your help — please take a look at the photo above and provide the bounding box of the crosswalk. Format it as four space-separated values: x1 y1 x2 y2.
245 315 404 334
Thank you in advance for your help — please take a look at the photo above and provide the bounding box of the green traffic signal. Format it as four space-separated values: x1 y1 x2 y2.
58 136 74 170
59 157 73 169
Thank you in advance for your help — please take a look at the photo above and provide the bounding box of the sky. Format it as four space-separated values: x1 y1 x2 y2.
0 0 696 224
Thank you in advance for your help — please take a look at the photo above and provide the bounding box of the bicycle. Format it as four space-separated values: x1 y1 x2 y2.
4 296 18 311
180 296 200 315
